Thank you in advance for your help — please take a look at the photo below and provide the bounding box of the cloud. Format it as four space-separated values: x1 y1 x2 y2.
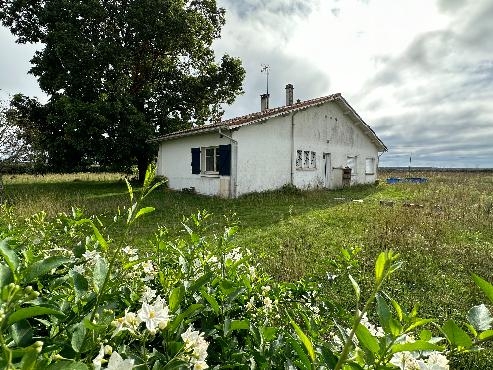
357 0 493 167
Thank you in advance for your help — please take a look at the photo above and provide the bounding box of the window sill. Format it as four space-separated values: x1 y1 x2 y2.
365 172 375 175
296 168 317 171
201 173 220 178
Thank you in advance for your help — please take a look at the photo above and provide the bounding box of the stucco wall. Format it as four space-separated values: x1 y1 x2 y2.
156 132 233 197
233 115 292 196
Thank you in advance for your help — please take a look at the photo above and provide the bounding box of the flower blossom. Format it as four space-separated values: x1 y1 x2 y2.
112 310 140 335
181 326 209 369
106 351 134 370
137 296 171 334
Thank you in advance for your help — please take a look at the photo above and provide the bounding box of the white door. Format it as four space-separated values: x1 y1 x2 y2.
323 153 331 188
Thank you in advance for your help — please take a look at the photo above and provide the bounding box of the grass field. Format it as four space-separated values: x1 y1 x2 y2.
3 170 493 325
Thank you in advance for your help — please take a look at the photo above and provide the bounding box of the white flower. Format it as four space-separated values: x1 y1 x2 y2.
425 352 449 370
123 246 138 256
360 313 385 338
263 296 273 311
93 344 106 370
83 249 100 262
106 351 134 370
72 264 85 274
390 351 420 370
181 326 209 367
140 286 157 303
225 248 242 263
142 261 155 274
112 310 140 335
137 296 171 333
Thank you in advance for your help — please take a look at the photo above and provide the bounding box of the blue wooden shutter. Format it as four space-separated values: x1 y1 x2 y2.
218 144 231 176
191 147 201 174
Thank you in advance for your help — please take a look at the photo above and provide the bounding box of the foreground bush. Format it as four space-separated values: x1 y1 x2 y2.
0 167 492 369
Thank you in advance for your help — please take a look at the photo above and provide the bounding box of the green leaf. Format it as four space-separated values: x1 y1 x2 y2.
419 329 432 341
20 347 38 370
76 219 108 251
71 322 87 353
376 294 391 332
11 319 33 347
167 304 203 333
82 318 106 331
405 318 434 332
260 326 277 342
0 264 13 288
7 306 64 326
93 257 108 293
441 319 473 348
287 335 311 370
188 271 213 293
472 273 493 304
375 252 386 285
391 298 404 322
0 238 19 277
355 323 380 354
348 274 360 303
468 304 493 331
46 361 89 370
134 206 155 220
391 340 444 353
200 288 220 315
71 271 88 298
478 329 493 341
23 256 71 283
289 316 316 363
230 319 250 331
169 285 185 313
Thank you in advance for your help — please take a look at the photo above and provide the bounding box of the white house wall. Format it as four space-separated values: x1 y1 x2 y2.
291 102 379 189
156 100 381 197
156 132 232 196
233 115 292 196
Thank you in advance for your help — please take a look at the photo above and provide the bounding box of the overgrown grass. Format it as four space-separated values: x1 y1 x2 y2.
3 171 493 325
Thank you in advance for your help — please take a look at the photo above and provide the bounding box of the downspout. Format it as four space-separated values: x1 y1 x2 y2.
218 127 238 198
290 110 301 185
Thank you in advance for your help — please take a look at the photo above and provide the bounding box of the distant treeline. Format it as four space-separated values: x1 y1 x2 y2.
380 167 493 173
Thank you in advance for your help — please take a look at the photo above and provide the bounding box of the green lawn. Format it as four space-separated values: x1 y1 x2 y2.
3 171 493 323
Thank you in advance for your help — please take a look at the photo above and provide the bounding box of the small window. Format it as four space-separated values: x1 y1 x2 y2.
310 151 316 168
296 150 302 169
347 156 357 174
205 147 218 173
365 158 375 175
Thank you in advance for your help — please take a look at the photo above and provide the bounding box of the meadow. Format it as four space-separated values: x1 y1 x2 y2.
1 170 493 368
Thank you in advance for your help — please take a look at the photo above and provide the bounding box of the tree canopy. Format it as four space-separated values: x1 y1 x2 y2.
0 0 245 180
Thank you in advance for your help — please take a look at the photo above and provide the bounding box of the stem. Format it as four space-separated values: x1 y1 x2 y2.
334 273 390 370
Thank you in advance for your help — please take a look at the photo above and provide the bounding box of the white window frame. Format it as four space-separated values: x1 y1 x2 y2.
296 149 317 170
202 146 219 174
365 157 375 175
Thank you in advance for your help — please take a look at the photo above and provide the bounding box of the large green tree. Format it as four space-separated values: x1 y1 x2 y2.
0 0 245 180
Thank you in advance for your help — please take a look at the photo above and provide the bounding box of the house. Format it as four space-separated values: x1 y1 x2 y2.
152 85 387 198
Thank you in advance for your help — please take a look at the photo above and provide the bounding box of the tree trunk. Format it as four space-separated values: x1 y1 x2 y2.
137 155 148 184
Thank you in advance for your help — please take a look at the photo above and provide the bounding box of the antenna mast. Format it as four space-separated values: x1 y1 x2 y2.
261 64 270 95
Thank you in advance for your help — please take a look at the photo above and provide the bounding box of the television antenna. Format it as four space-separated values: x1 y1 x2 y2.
261 64 270 95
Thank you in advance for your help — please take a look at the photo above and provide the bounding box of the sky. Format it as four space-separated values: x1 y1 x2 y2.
1 0 492 168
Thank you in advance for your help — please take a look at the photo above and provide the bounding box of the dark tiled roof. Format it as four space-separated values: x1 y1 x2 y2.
151 93 387 151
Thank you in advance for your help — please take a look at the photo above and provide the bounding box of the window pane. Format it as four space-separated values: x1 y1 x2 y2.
205 148 215 172
296 150 302 169
311 151 316 168
304 151 310 167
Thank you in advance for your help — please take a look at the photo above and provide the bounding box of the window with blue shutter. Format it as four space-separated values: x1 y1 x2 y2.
191 147 201 174
218 144 231 176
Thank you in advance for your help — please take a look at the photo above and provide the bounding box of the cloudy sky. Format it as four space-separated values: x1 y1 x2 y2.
1 0 492 168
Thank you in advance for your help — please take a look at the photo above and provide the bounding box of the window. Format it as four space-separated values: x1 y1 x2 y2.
296 149 317 170
191 145 231 176
205 147 219 173
347 156 357 174
365 158 375 174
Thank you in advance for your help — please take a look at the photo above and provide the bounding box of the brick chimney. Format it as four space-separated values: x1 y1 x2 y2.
285 84 294 106
260 93 270 111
